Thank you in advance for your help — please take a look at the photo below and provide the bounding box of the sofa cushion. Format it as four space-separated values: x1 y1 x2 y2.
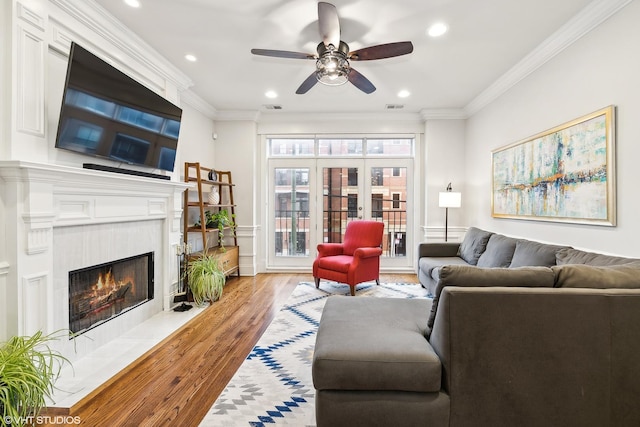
556 247 639 266
552 263 640 289
313 296 440 393
427 265 555 333
477 234 518 268
457 227 493 265
509 239 567 268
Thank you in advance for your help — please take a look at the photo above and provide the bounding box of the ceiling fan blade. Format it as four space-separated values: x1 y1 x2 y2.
349 41 414 61
318 2 340 47
296 72 319 94
348 68 376 94
251 49 315 60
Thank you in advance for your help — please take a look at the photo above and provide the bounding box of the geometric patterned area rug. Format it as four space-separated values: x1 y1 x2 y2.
199 281 431 427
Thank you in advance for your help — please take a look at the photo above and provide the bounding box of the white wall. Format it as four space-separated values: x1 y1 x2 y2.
175 103 216 175
464 0 640 256
213 119 259 275
423 118 466 241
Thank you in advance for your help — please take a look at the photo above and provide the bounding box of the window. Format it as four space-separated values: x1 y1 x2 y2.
269 138 315 156
371 168 384 186
273 168 311 257
366 138 413 156
392 193 401 209
318 138 363 156
348 168 358 186
372 194 383 218
348 194 358 218
268 137 414 158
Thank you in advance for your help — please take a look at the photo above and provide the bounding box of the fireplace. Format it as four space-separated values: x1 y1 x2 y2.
69 252 154 335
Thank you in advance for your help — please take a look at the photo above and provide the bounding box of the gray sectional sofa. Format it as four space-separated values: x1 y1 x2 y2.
312 227 640 427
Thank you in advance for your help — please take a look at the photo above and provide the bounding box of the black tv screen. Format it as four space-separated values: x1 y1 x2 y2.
55 42 182 172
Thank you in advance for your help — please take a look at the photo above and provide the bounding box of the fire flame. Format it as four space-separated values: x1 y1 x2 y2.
89 269 135 304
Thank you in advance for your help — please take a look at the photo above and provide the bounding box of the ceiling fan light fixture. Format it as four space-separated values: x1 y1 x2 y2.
250 3 413 94
316 41 350 86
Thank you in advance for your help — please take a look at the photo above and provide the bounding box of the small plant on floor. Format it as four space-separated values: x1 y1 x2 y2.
187 251 226 306
0 331 70 427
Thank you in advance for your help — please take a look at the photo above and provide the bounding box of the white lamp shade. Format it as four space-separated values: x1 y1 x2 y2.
439 191 462 208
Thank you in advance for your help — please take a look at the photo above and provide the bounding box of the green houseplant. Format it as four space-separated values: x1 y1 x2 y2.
186 251 226 306
0 331 69 427
193 209 236 249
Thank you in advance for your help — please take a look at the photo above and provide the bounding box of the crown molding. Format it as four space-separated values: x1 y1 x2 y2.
464 0 633 116
180 90 218 119
256 111 423 123
420 109 468 120
214 110 261 122
51 0 194 92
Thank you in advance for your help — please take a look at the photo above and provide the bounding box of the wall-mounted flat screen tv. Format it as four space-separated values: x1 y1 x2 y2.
55 42 182 172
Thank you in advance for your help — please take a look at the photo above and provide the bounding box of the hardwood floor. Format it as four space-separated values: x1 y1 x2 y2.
47 273 418 426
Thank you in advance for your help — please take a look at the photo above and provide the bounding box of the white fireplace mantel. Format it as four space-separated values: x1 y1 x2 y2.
0 161 190 340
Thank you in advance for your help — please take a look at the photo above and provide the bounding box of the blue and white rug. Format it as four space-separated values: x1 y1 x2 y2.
199 281 430 427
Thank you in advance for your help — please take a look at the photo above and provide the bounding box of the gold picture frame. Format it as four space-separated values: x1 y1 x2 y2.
492 105 616 226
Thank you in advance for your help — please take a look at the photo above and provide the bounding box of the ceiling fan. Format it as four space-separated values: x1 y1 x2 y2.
251 2 413 94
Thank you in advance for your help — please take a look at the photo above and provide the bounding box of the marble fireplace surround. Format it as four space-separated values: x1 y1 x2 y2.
0 161 207 407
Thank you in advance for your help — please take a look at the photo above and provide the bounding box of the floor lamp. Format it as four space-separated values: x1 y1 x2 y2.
438 183 461 242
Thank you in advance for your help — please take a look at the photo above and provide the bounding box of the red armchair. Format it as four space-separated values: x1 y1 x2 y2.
313 220 384 296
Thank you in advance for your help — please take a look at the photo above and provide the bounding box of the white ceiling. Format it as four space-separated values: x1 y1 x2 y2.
93 0 597 115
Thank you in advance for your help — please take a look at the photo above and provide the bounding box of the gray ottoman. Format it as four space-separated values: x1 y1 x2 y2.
312 296 450 427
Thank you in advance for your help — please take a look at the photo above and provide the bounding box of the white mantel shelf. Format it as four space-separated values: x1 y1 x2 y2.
0 161 190 226
0 160 189 245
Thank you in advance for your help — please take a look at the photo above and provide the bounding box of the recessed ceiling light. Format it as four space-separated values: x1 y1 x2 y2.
124 0 141 8
185 54 197 62
427 22 448 37
398 90 411 98
265 90 278 99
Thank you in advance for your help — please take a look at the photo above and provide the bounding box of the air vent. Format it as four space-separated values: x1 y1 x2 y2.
385 104 404 110
263 104 283 110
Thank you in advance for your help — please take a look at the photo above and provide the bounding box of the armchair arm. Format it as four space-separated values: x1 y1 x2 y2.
353 247 383 259
317 243 344 258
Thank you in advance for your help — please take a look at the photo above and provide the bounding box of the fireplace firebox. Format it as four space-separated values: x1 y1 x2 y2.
69 252 154 335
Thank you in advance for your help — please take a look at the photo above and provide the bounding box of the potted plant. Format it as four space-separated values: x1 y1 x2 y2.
186 251 226 306
193 209 236 249
0 331 69 427
205 209 236 249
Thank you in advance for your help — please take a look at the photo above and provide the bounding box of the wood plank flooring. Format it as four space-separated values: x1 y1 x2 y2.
45 273 418 426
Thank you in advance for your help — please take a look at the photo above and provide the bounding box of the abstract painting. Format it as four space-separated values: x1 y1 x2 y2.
492 106 616 225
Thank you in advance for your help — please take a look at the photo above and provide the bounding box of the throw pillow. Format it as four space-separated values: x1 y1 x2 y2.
457 227 493 265
426 265 555 334
552 263 640 289
509 239 567 268
555 247 640 266
477 234 518 268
